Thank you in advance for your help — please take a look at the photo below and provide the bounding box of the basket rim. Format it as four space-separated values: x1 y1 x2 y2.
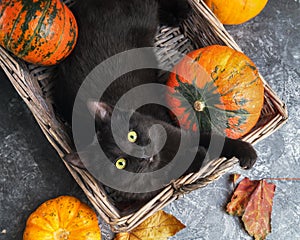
0 0 288 233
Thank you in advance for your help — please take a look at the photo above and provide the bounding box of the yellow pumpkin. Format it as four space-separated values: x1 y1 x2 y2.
204 0 268 25
23 196 101 240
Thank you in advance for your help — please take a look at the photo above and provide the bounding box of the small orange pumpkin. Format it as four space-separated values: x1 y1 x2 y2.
166 45 264 139
23 196 101 240
0 0 78 66
204 0 268 25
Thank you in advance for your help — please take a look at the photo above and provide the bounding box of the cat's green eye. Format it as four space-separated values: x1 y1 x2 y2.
128 130 137 143
115 158 126 170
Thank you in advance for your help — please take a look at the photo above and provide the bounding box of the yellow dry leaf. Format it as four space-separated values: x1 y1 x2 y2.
232 173 241 184
114 210 185 240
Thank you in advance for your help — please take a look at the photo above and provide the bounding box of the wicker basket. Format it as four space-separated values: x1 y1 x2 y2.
0 0 288 233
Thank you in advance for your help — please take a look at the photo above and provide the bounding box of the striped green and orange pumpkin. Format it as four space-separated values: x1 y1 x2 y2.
0 0 78 66
166 45 264 139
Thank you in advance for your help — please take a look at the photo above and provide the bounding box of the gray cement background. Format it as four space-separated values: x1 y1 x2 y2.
0 0 299 239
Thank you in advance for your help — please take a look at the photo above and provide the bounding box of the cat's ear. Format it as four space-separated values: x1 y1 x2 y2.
64 141 100 170
87 100 112 122
64 152 85 169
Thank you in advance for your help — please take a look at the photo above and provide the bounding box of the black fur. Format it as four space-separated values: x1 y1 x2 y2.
55 0 257 213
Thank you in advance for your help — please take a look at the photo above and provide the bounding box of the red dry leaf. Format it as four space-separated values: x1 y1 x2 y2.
242 180 276 240
227 177 259 216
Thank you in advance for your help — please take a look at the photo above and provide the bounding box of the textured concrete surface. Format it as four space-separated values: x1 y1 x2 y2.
0 0 299 239
0 71 87 239
167 1 300 239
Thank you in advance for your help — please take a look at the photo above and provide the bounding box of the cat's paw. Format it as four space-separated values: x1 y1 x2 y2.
232 141 257 169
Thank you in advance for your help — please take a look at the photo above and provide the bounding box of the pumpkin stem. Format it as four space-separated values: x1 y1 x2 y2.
194 100 205 112
54 228 70 240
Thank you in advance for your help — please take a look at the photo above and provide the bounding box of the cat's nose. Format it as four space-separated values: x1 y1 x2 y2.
145 155 154 162
141 154 149 159
141 154 154 162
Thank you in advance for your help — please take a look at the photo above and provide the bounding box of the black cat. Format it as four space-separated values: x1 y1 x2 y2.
55 0 257 210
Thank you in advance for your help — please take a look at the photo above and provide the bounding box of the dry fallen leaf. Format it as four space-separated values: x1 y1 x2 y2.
232 173 241 184
227 177 276 240
242 180 276 240
227 177 259 216
114 210 185 240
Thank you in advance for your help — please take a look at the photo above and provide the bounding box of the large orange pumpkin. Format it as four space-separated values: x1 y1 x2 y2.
23 196 101 240
0 0 78 66
204 0 268 25
166 45 264 139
